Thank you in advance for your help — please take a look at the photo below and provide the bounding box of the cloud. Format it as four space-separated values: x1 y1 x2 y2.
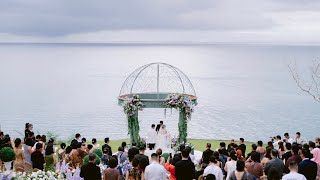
0 0 320 44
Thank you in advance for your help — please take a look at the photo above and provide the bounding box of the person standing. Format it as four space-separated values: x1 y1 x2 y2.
264 149 284 178
203 156 223 180
285 144 302 173
80 154 101 180
202 143 214 164
31 143 45 170
298 149 318 180
295 132 306 145
147 124 157 150
71 133 81 145
101 137 112 156
284 133 294 144
155 121 164 133
239 138 246 157
175 149 196 180
134 146 150 171
282 161 306 180
144 153 167 180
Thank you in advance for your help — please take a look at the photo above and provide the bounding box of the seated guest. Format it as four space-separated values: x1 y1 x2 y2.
13 138 25 171
285 143 302 173
127 158 143 180
282 142 292 163
102 137 112 156
264 149 284 179
128 142 139 162
31 143 45 170
282 161 307 180
80 153 101 180
245 151 263 179
298 149 318 180
203 156 223 180
202 143 214 164
175 149 195 180
229 160 255 180
256 140 266 161
44 144 56 171
103 157 120 180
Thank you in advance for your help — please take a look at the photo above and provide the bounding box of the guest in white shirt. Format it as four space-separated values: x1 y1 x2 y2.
295 132 306 145
144 153 167 180
203 156 223 180
282 161 307 180
147 124 157 150
284 133 294 144
273 135 282 150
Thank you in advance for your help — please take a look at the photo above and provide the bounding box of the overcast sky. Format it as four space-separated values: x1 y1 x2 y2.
1 0 320 44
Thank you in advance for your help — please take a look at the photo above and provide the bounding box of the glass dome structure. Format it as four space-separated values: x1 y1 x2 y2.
118 62 197 108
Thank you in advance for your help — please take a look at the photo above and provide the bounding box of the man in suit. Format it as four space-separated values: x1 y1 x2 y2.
101 137 112 156
128 142 139 162
282 142 292 163
201 143 213 164
238 138 246 157
155 121 163 133
175 149 195 180
80 154 101 180
264 149 284 178
31 143 45 170
298 149 318 180
71 133 81 145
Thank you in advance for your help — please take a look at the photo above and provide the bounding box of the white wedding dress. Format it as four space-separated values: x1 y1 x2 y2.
155 126 171 152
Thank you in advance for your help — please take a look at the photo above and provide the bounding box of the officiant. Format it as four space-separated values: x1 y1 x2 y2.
147 124 157 150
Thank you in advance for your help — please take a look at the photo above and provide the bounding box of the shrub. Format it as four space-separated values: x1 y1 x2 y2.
0 147 16 162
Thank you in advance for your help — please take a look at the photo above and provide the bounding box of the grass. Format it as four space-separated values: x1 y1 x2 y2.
98 139 255 154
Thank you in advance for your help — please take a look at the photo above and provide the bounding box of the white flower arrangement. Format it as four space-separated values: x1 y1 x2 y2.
164 93 194 119
123 95 144 117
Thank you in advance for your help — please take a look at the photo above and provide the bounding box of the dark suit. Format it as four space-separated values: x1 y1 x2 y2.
298 159 318 180
202 149 213 164
80 162 101 180
155 124 162 132
134 153 149 163
239 144 246 157
102 144 112 156
264 158 284 178
281 151 292 163
175 159 195 180
128 146 139 162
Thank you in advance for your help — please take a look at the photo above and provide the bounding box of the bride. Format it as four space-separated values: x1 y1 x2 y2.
155 125 171 151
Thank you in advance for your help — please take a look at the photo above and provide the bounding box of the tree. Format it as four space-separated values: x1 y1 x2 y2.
289 60 320 102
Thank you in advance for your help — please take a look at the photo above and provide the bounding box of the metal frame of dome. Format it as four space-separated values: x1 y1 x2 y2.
118 62 197 108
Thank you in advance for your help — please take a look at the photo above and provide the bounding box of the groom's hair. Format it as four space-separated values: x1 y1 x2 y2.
160 121 163 124
151 124 155 128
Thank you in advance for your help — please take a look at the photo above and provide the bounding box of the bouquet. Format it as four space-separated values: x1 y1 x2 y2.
0 147 16 162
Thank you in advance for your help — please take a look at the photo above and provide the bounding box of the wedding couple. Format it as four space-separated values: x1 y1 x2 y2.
147 121 171 151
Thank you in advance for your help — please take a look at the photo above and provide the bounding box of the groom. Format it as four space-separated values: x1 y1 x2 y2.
147 124 157 150
155 121 164 133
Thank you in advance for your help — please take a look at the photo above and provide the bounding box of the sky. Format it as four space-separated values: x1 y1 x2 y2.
1 0 320 44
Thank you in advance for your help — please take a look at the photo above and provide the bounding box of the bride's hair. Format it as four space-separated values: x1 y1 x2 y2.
162 125 166 129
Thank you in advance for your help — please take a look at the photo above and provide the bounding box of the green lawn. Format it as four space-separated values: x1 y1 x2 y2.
100 139 254 154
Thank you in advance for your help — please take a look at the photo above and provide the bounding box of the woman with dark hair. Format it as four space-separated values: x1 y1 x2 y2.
23 137 33 166
164 154 181 180
261 147 272 168
92 138 99 150
103 157 120 180
245 151 263 179
58 143 66 162
156 148 165 165
24 123 33 140
278 141 285 159
225 151 237 179
229 160 254 180
126 158 143 180
44 144 56 171
14 138 25 171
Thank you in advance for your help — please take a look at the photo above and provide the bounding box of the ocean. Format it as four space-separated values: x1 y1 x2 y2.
0 43 319 142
